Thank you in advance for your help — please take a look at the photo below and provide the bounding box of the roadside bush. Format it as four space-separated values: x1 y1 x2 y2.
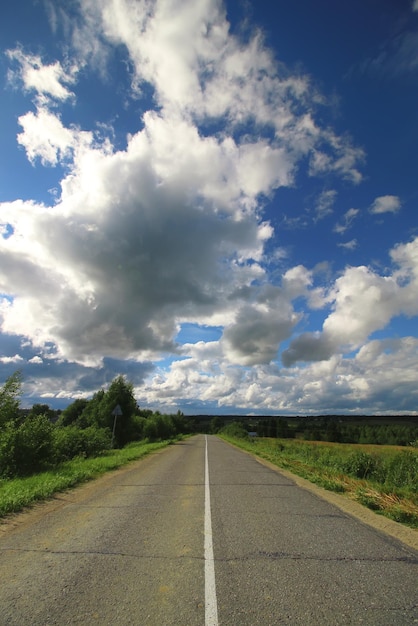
384 450 418 489
128 415 147 441
0 422 18 477
221 422 248 439
18 414 54 475
9 415 54 476
341 451 380 479
143 418 158 441
0 420 112 478
53 426 111 462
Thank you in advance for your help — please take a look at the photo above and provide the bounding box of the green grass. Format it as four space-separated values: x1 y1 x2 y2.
220 435 418 529
0 439 172 519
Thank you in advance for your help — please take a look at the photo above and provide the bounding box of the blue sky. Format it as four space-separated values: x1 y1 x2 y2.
1 0 417 415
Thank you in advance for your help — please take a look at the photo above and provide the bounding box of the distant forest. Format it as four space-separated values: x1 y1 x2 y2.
203 415 418 447
17 409 418 448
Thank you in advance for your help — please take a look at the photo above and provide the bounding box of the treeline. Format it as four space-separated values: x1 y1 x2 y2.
248 417 418 446
0 372 191 479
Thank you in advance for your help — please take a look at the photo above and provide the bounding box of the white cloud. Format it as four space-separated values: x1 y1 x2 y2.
0 109 284 365
1 1 416 414
17 108 92 166
414 0 418 12
0 354 24 364
315 189 337 220
309 131 364 184
137 337 418 414
6 48 77 104
334 207 359 234
370 195 401 214
322 266 400 348
28 356 43 364
7 0 407 415
282 236 418 366
337 239 358 250
66 0 364 182
282 265 313 298
0 0 368 373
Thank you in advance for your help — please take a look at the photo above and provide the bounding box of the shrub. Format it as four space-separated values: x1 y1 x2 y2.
385 451 418 489
0 422 18 477
53 426 111 462
143 418 158 441
340 451 380 479
11 415 54 476
221 422 248 439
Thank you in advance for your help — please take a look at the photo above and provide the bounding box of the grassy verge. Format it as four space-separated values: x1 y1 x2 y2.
0 439 173 519
220 435 418 529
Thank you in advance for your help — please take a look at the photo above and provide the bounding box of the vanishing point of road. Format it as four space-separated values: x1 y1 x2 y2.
0 435 417 625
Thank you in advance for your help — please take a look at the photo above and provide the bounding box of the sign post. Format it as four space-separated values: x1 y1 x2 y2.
111 404 123 448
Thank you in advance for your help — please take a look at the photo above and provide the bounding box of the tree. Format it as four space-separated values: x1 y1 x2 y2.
210 416 224 433
58 398 89 426
325 419 341 442
0 371 22 426
29 403 55 420
78 389 105 428
276 418 289 438
78 376 138 446
221 421 248 439
267 417 277 438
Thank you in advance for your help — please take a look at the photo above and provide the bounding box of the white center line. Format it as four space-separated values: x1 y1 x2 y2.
205 435 219 626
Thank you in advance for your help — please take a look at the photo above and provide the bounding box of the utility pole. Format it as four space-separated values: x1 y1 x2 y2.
111 404 123 448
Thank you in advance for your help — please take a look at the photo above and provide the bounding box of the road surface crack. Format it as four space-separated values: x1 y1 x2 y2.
255 550 418 563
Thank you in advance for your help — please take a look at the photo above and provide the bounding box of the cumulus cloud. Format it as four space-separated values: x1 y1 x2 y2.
222 287 300 365
370 195 401 214
282 332 334 367
1 0 417 415
16 108 93 166
66 0 365 181
0 354 24 364
138 336 418 414
0 0 369 375
282 236 418 366
0 116 280 365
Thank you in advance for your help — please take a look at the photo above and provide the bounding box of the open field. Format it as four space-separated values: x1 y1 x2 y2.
220 435 418 529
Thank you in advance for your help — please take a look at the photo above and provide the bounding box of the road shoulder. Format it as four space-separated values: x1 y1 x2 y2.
226 439 418 552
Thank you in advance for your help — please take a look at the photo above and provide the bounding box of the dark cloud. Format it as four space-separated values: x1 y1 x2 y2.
282 332 334 367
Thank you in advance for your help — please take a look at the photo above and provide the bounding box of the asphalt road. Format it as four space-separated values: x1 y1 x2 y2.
0 435 417 625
